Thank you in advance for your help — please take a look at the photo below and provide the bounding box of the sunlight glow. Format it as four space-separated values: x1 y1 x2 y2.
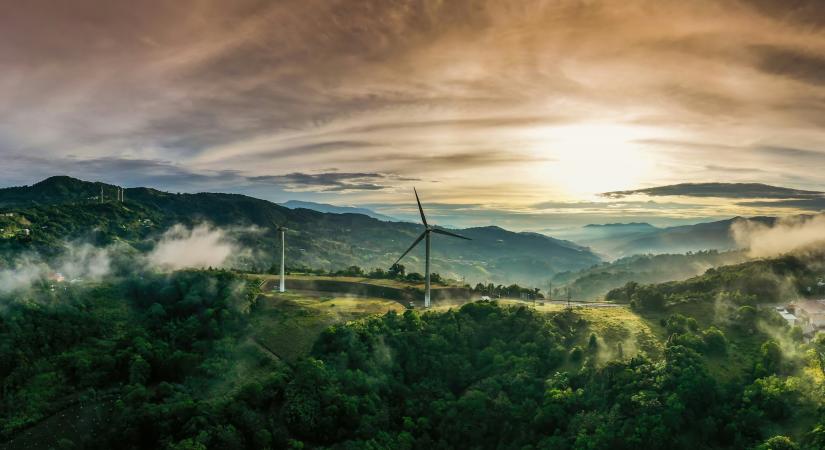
527 123 663 197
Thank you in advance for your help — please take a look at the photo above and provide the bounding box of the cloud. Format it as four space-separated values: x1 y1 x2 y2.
57 243 111 281
704 165 765 174
0 256 46 295
530 200 700 211
754 146 825 164
602 183 824 199
737 198 825 211
732 215 825 257
2 0 825 218
148 224 239 270
0 153 246 191
742 0 825 26
751 45 825 87
250 171 414 192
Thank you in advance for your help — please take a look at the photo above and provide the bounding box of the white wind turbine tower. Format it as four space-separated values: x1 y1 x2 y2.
392 188 471 308
277 225 288 292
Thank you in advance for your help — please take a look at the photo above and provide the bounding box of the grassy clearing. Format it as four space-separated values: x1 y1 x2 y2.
250 292 405 363
250 287 671 373
249 273 461 291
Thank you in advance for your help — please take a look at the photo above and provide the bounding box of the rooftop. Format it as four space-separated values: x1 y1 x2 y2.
791 300 825 314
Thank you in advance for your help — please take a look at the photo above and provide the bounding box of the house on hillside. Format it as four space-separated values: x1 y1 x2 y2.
787 300 825 334
775 307 798 328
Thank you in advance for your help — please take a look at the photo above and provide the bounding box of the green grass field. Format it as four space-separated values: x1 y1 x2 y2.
248 273 467 291
250 291 405 363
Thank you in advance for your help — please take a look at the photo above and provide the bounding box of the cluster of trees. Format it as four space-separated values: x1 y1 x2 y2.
472 282 543 299
258 263 450 285
328 263 448 285
0 270 258 442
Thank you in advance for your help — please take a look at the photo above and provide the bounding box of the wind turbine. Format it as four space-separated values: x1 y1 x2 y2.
392 188 471 308
277 225 288 292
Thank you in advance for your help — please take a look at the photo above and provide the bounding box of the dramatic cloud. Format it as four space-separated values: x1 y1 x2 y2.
2 0 825 227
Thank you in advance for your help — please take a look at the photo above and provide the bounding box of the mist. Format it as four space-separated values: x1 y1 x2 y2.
148 224 239 270
0 242 113 295
732 215 825 258
0 256 46 294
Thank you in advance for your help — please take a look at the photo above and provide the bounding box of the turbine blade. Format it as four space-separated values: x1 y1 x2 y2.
392 231 426 267
432 228 471 240
414 187 428 227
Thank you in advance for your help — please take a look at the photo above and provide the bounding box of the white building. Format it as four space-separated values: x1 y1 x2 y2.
788 300 825 333
777 309 798 327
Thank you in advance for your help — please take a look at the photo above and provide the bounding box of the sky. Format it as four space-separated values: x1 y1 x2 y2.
1 0 825 230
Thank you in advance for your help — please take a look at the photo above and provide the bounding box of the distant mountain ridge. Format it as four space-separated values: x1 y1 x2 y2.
583 222 658 229
281 200 398 222
0 176 602 286
572 217 778 258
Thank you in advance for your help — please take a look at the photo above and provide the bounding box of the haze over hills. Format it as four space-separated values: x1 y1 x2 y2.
281 199 398 222
563 217 780 258
0 176 601 285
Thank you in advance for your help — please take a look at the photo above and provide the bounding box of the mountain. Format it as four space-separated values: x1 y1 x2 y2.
558 222 660 256
583 222 658 231
605 250 825 307
0 175 119 207
552 250 748 300
0 176 601 285
566 217 778 258
605 216 776 257
281 200 398 222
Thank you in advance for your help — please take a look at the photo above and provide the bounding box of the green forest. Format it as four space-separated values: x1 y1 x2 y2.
4 265 825 449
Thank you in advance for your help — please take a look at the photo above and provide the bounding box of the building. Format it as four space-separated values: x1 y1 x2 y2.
788 300 825 333
47 272 66 283
776 308 798 327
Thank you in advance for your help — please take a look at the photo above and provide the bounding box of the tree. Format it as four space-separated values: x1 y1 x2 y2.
755 435 798 450
405 272 423 282
388 263 405 279
128 355 151 385
588 333 598 352
702 327 728 355
756 340 783 377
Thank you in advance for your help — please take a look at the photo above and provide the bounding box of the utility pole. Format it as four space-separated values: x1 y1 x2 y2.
100 185 104 203
566 287 572 310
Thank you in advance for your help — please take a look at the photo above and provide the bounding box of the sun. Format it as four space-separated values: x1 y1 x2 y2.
527 123 661 197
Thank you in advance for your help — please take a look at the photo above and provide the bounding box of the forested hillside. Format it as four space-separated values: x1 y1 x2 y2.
0 176 600 285
4 269 825 449
606 252 825 308
553 250 748 300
